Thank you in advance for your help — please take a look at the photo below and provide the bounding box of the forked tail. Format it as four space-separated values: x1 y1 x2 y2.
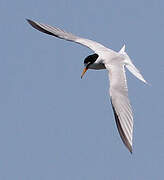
119 45 147 84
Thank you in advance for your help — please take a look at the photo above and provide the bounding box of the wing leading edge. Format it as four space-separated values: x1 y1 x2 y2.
26 19 111 52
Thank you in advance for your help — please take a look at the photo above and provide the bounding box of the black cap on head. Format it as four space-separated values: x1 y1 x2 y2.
84 54 99 65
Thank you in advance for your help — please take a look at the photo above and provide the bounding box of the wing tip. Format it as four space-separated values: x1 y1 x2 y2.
128 144 133 154
111 100 133 154
26 18 55 37
26 18 34 26
26 18 39 30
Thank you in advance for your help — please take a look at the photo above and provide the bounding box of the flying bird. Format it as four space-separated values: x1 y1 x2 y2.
27 19 147 153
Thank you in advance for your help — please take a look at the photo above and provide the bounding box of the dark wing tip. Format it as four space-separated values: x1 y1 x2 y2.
26 19 36 28
129 146 133 154
26 19 55 36
111 101 133 154
26 18 32 23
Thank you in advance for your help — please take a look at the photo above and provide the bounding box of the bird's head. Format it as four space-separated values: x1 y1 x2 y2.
81 53 99 79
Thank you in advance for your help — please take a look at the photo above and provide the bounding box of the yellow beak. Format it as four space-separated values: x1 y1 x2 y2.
81 67 88 79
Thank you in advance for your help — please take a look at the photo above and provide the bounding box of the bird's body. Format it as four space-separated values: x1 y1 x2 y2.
27 19 147 153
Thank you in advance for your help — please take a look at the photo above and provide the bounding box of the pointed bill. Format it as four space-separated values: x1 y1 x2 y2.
81 68 88 79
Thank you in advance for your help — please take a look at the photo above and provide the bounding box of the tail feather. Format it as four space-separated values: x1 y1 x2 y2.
119 44 126 54
119 45 147 84
125 63 147 84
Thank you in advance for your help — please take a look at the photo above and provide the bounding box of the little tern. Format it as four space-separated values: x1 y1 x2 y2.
27 19 147 153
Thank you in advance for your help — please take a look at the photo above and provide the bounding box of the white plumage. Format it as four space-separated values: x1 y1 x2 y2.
27 19 147 153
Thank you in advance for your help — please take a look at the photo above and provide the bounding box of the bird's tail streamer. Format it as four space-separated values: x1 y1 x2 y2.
119 45 147 84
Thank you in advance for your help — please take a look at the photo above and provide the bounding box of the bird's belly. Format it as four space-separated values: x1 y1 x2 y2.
89 63 106 70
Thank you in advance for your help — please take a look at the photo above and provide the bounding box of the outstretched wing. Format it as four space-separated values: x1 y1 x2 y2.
26 19 111 53
106 62 133 153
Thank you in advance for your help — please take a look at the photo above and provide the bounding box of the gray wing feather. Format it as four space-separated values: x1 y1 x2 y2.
106 63 133 153
26 19 108 52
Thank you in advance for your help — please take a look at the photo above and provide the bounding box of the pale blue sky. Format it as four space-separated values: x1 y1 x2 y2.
0 0 164 179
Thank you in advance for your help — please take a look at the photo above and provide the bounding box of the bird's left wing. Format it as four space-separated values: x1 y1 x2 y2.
105 62 133 153
27 19 112 53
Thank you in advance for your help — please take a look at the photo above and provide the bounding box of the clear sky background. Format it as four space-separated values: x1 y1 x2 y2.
0 0 163 179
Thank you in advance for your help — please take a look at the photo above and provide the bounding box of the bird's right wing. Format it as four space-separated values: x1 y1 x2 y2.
27 19 113 53
105 62 133 153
